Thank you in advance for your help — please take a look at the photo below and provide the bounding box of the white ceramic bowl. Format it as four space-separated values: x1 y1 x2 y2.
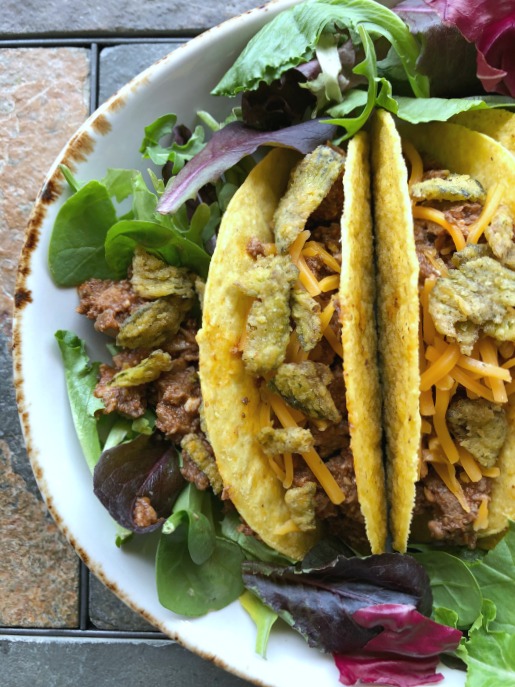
13 1 464 685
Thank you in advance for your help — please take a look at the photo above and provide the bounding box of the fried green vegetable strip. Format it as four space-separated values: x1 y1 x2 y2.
257 426 314 456
429 246 515 354
447 398 507 468
410 173 486 203
109 349 172 387
236 255 298 375
117 297 192 349
180 433 223 494
291 286 322 352
284 483 317 532
131 246 196 299
273 145 345 253
484 205 515 270
269 361 341 423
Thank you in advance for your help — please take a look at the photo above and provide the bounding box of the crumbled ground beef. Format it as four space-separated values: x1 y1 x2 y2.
180 453 210 491
77 278 146 336
162 318 199 364
154 359 202 441
94 364 147 418
293 448 367 550
415 469 491 548
246 237 267 259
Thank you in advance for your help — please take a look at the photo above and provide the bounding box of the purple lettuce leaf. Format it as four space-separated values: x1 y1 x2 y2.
93 434 185 533
334 604 462 686
423 0 515 97
241 552 433 654
334 652 445 687
394 0 481 97
156 119 338 215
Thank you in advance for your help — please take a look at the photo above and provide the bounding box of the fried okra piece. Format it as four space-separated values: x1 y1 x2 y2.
108 349 172 387
410 173 486 203
180 433 223 494
484 205 515 270
429 247 515 354
117 297 193 349
131 247 196 299
291 286 322 352
269 361 341 423
447 397 507 467
273 145 345 253
257 426 314 456
236 254 298 375
284 482 317 532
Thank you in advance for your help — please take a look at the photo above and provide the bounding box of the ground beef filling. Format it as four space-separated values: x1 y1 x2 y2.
414 470 492 548
413 170 499 548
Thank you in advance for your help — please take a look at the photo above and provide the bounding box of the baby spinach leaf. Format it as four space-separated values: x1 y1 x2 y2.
103 219 211 279
156 486 244 616
48 180 119 286
221 510 294 565
101 168 139 202
55 330 104 472
414 551 482 629
239 590 278 658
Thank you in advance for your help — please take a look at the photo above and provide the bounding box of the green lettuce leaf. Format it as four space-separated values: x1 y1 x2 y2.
239 590 278 658
213 0 428 99
55 330 104 472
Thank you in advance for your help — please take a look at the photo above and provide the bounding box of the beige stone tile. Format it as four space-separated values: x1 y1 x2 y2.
0 47 90 627
0 48 90 337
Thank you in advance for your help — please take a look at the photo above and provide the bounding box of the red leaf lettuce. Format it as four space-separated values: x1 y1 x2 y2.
423 0 515 96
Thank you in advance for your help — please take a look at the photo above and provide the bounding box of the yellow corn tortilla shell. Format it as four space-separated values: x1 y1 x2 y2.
198 137 387 559
451 108 515 155
372 111 515 550
339 131 387 555
371 110 421 553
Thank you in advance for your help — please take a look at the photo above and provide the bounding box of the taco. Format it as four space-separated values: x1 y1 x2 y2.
197 134 387 560
372 109 515 553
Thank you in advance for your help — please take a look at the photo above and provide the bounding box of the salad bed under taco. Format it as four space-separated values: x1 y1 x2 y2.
372 109 515 553
198 133 387 559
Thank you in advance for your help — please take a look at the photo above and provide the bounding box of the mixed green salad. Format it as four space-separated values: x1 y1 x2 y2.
48 0 515 685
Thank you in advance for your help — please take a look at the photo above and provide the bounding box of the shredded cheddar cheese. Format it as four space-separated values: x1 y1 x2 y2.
467 183 503 245
412 205 466 251
402 140 424 188
302 241 341 273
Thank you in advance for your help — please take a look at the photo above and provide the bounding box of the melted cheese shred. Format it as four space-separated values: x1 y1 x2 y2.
412 205 466 252
268 394 345 505
467 183 504 245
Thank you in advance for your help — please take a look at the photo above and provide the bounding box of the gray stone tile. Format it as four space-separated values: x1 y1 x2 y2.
88 574 156 632
0 634 254 687
98 42 185 104
2 1 260 37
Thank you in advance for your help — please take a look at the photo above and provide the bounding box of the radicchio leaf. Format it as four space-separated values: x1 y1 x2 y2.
156 119 338 215
241 552 432 654
423 0 515 97
334 604 462 686
93 434 185 533
394 0 481 97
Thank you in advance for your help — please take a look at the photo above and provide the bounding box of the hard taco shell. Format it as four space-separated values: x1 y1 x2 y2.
371 109 515 551
198 134 386 560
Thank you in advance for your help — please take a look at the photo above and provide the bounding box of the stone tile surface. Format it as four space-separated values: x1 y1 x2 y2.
0 47 91 627
0 635 253 687
2 0 260 36
88 575 156 632
98 42 185 104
